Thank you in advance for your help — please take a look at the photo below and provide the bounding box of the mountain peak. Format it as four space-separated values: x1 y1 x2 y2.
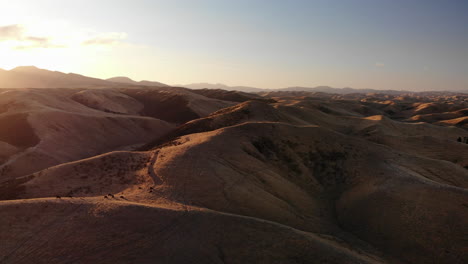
0 66 115 88
10 66 41 72
107 76 168 87
106 76 136 84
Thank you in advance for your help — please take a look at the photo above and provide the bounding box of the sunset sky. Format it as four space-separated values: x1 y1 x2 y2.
0 0 466 90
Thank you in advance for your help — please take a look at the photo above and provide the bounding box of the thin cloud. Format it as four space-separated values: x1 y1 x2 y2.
14 43 66 50
25 36 49 43
0 24 24 40
14 36 65 49
82 32 127 46
0 23 127 49
0 24 57 49
375 62 385 68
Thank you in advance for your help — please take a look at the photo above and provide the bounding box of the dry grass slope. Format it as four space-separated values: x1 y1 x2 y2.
1 90 467 264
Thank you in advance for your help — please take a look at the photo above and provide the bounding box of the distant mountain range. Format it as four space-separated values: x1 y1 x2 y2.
106 76 168 87
0 66 114 88
181 83 468 95
0 66 168 88
178 83 264 92
0 66 465 95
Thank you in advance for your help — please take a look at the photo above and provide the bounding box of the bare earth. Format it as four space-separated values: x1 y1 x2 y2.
1 87 467 264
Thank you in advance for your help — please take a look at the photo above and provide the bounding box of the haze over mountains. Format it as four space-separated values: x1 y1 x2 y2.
180 82 468 95
106 76 169 87
0 66 115 88
0 67 169 89
1 66 467 95
1 67 467 263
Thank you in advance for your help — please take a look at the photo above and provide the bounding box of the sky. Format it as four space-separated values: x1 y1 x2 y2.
0 0 466 90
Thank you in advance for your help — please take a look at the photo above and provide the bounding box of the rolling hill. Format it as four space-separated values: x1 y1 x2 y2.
1 85 467 264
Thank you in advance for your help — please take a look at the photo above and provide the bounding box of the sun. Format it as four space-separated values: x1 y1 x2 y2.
0 44 75 72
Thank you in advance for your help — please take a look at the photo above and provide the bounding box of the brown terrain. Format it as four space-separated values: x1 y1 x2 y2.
1 70 467 264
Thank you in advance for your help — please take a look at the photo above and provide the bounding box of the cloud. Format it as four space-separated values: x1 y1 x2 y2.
375 62 385 67
0 24 58 49
25 36 49 43
0 23 127 50
0 24 24 40
14 43 65 50
82 32 127 46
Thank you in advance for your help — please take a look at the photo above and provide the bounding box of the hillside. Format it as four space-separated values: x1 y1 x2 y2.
0 67 172 89
1 89 467 264
0 87 235 180
0 66 117 88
